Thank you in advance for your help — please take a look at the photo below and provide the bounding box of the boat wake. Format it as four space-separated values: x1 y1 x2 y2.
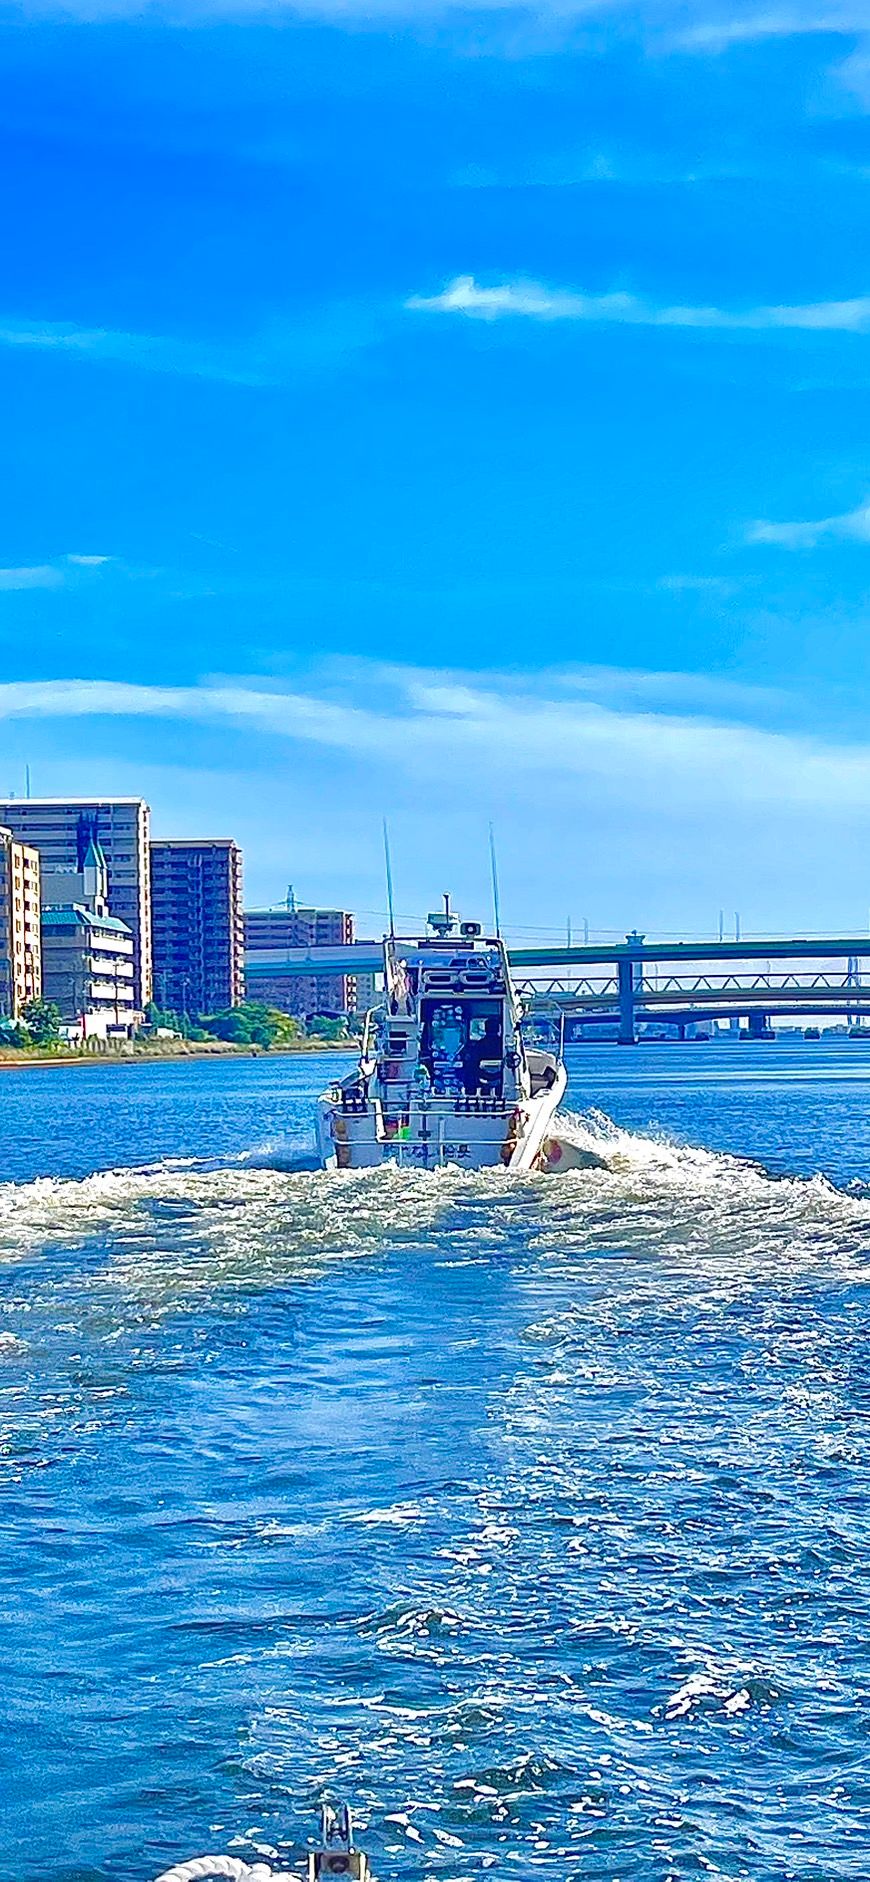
4 1102 869 1882
1 1106 868 1298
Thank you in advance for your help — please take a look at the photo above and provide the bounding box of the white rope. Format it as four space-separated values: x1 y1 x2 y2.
152 1859 297 1882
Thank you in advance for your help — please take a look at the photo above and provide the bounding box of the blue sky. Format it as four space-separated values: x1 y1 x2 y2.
4 1 870 937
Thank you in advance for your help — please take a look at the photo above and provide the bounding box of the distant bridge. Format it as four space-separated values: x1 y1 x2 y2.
509 935 870 1041
245 943 383 980
246 933 870 1039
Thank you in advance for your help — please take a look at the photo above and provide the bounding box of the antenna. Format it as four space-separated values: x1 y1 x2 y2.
25 764 31 799
488 822 502 939
382 818 396 938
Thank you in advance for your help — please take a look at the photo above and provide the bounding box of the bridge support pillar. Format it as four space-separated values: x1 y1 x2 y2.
747 1011 770 1038
617 956 637 1046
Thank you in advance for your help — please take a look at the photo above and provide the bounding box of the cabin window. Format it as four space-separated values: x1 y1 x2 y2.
419 998 503 1095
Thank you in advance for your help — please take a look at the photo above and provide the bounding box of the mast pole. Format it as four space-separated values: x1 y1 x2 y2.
382 819 396 938
489 822 502 939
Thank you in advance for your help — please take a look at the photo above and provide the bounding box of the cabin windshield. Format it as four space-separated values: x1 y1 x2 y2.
419 997 504 1096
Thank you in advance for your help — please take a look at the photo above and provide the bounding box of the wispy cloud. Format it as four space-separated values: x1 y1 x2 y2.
4 0 867 59
657 574 736 596
747 498 870 547
0 566 66 592
0 666 868 817
676 8 870 51
12 0 864 28
0 302 382 386
0 554 113 593
408 275 870 333
0 317 274 386
0 0 622 16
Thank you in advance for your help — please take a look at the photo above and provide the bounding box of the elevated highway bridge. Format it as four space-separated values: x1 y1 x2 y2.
510 935 870 1041
245 933 870 1041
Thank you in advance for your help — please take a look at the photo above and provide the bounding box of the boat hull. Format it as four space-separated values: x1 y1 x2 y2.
317 1064 567 1173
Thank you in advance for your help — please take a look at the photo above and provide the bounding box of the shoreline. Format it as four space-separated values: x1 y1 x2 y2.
0 1039 356 1071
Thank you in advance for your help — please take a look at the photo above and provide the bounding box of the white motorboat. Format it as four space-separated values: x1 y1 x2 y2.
316 898 567 1172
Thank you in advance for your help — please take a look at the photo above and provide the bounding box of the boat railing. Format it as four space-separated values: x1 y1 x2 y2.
338 1081 516 1117
378 1090 516 1119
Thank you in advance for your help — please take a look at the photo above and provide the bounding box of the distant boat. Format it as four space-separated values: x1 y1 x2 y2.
317 898 567 1171
804 1026 821 1041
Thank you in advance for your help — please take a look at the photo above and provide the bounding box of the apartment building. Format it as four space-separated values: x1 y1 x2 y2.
0 798 151 1008
40 831 136 1038
243 902 356 1017
150 839 244 1016
41 907 136 1039
0 827 41 1019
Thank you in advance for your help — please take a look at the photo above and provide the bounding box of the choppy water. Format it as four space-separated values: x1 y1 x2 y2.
2 1043 870 1882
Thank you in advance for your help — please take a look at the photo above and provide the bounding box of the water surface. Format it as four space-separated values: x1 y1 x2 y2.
2 1043 869 1881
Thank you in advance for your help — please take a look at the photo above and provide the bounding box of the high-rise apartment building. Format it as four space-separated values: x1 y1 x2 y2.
244 903 356 1016
0 798 151 1008
0 827 41 1019
150 839 244 1016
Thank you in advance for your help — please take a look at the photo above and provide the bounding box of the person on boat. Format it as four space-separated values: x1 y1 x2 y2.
390 958 413 1015
460 1016 502 1095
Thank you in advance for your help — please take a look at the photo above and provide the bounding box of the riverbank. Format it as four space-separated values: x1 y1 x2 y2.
0 1037 355 1070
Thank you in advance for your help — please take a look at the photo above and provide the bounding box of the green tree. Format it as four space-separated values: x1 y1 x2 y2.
22 998 62 1045
306 1014 349 1042
198 1002 301 1049
144 1000 185 1034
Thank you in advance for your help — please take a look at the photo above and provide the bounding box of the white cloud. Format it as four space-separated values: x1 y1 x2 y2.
0 304 380 385
408 275 870 332
0 566 65 591
2 0 867 73
0 317 273 386
1 667 869 820
657 573 736 594
0 0 623 16
676 8 870 51
0 555 114 592
6 0 864 28
747 498 870 547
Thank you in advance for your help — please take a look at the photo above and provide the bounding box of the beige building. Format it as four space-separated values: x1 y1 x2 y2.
0 827 42 1020
0 797 151 1008
244 902 356 1016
